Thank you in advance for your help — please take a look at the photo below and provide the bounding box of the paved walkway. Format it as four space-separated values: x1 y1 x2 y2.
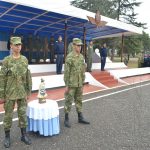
0 81 150 150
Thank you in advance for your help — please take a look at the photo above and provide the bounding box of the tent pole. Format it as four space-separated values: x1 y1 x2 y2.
83 27 86 59
121 34 124 62
64 20 67 59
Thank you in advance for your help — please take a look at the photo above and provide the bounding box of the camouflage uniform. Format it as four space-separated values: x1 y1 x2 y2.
0 55 32 130
0 37 32 148
64 38 90 128
64 51 85 113
86 44 93 72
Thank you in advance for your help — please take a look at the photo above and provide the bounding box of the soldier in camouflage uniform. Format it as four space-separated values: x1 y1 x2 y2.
86 40 94 72
64 38 90 128
0 37 32 148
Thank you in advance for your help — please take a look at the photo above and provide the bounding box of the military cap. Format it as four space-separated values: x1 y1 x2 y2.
73 38 83 45
10 36 22 45
41 78 45 82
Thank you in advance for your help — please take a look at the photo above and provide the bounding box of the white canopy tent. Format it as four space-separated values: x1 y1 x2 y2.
0 0 142 39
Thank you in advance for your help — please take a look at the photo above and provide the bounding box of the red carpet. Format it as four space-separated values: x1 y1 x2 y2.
91 70 125 87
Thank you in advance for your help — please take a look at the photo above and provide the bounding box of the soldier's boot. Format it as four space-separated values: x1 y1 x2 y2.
4 130 11 148
78 112 90 124
20 128 31 145
64 113 71 128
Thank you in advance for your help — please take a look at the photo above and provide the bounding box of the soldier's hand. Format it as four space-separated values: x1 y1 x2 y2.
26 96 30 101
65 87 70 94
0 99 5 104
81 87 83 92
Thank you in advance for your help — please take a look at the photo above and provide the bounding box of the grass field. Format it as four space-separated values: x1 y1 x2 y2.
111 57 138 68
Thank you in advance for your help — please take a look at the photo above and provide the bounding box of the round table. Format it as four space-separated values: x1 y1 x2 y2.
27 100 60 136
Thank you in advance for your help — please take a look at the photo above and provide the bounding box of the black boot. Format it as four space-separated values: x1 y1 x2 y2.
64 113 71 128
20 128 31 145
78 112 90 124
4 130 10 148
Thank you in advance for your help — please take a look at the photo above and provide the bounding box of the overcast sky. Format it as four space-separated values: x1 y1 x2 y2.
135 0 150 35
62 0 149 35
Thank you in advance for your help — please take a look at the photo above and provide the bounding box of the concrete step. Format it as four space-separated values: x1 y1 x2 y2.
100 79 118 85
91 71 122 87
95 75 114 80
91 71 110 76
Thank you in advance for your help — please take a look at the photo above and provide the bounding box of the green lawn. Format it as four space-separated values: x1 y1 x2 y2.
111 57 138 68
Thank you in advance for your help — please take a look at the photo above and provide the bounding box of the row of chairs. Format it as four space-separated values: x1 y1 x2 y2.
22 51 54 63
0 51 55 64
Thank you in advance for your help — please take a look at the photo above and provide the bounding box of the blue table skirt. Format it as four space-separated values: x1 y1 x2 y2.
27 116 60 136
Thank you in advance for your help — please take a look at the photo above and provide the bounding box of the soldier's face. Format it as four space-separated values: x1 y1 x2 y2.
58 36 62 41
103 43 106 47
11 44 22 53
74 44 81 53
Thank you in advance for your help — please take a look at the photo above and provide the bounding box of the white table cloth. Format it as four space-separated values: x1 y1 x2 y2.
27 100 60 136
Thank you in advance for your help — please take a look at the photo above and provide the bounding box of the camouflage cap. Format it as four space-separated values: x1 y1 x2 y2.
73 38 83 45
10 37 22 45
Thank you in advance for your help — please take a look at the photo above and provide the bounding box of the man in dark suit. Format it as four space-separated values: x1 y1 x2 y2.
100 43 107 71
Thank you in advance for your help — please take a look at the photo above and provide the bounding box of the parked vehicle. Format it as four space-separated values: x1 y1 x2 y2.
143 51 150 67
138 51 150 67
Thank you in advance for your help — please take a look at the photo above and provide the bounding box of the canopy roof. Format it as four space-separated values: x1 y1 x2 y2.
0 0 143 39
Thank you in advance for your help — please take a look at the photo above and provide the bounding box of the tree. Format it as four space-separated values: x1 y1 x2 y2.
71 0 116 18
122 35 142 57
112 0 146 27
140 31 150 52
112 0 147 60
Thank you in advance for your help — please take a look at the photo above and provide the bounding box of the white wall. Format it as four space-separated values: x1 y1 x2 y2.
109 68 150 78
32 72 108 91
